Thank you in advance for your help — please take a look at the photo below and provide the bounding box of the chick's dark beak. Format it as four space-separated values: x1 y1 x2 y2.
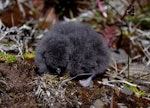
56 68 61 75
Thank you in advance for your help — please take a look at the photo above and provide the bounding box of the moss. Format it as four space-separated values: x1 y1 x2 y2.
124 84 146 98
0 52 17 63
23 52 35 59
139 17 150 29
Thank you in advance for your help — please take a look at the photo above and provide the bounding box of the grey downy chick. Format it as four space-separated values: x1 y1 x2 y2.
35 22 110 87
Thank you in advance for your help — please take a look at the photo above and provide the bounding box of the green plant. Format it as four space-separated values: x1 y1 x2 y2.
23 52 35 59
124 84 146 98
0 52 17 63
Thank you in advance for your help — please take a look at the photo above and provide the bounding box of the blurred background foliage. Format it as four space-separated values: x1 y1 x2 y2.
0 0 150 64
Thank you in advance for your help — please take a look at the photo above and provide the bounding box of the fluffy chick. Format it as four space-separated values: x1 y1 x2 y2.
35 22 110 87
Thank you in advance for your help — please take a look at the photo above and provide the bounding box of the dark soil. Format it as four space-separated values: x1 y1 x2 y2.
0 60 150 108
0 60 37 108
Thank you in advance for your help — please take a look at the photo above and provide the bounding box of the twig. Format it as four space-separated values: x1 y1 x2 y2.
60 73 93 86
17 0 26 17
127 56 130 79
0 88 10 99
98 81 122 90
0 79 7 86
98 79 139 93
114 0 136 25
111 58 118 73
119 65 128 74
11 14 14 26
107 80 138 87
